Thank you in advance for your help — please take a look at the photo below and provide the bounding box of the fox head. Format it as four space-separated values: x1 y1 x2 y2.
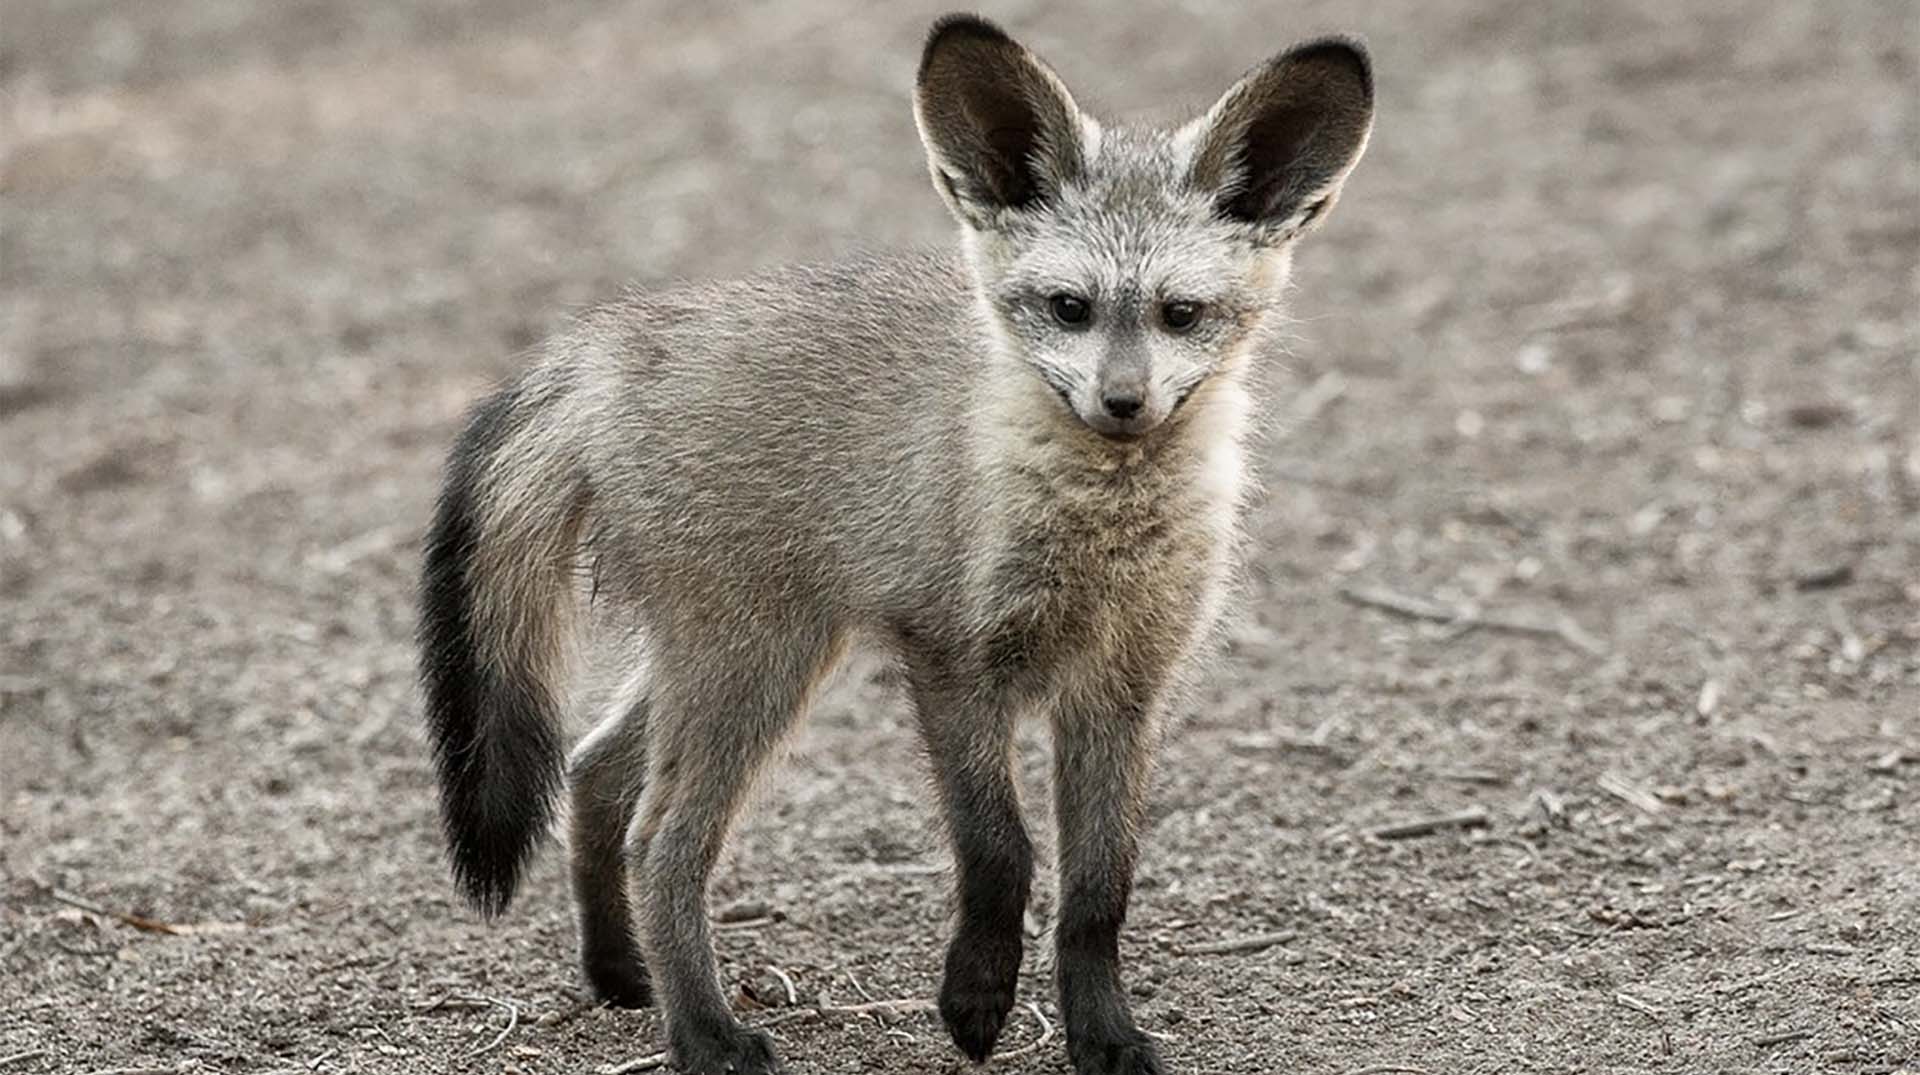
915 15 1373 441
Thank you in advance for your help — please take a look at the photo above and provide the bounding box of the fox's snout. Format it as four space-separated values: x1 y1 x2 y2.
1079 383 1166 439
1069 343 1172 439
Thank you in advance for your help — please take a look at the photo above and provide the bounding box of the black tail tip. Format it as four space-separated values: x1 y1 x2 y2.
457 871 518 920
442 805 548 920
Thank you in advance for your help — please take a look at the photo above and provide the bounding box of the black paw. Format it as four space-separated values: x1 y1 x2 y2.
1069 1031 1166 1075
940 985 1013 1063
670 1025 783 1075
938 936 1021 1062
583 950 654 1009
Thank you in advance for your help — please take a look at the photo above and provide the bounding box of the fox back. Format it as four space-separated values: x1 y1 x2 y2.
488 25 1373 668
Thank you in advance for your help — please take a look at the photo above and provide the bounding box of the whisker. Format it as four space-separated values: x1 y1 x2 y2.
1029 359 1082 409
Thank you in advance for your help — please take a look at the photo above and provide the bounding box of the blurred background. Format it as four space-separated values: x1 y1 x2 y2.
2 2 1915 1072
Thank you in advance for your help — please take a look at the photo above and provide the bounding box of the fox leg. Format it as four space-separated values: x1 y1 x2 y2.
629 616 841 1075
567 680 654 1008
1051 681 1167 1075
908 665 1033 1064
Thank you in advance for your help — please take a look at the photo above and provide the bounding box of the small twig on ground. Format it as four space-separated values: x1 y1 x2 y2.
1230 732 1331 755
600 1052 669 1074
768 965 798 1007
49 888 183 936
1868 750 1914 773
753 1009 818 1032
819 997 934 1018
1337 583 1605 657
411 993 498 1013
714 916 777 931
1338 584 1458 623
1713 964 1795 996
1177 931 1298 957
1751 1029 1813 1047
1548 613 1608 658
714 899 773 924
0 1052 48 1071
1614 992 1665 1021
1370 806 1490 841
846 972 876 1003
991 1002 1056 1061
1438 768 1506 786
1598 771 1664 815
462 995 519 1058
1338 1066 1432 1075
756 997 936 1030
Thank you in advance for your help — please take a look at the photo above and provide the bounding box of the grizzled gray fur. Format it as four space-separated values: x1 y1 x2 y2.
418 13 1373 1074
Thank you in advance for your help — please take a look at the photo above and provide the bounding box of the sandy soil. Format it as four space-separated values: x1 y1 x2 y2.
3 1 1916 1073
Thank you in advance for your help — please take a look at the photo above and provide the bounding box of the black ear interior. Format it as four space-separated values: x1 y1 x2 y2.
1220 91 1333 223
971 86 1049 208
1194 39 1374 231
916 15 1082 217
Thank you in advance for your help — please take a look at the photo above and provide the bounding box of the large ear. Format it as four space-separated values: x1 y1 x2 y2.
1187 38 1374 242
914 14 1089 230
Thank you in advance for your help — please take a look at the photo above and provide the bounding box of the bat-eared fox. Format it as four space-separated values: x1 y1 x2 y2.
420 13 1372 1074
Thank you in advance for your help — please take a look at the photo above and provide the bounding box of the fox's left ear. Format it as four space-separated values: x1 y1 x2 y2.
1187 38 1374 243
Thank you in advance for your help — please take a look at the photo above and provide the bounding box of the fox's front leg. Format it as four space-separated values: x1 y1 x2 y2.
1052 685 1165 1075
909 669 1034 1063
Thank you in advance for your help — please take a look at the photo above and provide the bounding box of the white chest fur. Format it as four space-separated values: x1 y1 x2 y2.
961 367 1252 697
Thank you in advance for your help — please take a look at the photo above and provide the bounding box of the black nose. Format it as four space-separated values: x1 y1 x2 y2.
1102 392 1143 420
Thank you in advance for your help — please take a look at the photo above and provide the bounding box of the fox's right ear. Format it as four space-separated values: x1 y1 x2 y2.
914 14 1088 230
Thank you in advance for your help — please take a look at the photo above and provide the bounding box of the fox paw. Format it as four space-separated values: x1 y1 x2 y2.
583 951 654 1010
1069 1031 1166 1075
940 985 1015 1062
938 936 1021 1061
669 1025 782 1075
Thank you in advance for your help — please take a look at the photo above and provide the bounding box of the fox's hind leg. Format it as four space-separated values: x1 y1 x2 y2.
630 614 843 1075
567 678 654 1008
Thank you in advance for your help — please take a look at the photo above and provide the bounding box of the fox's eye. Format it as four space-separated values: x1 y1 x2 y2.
1160 301 1203 333
1049 293 1091 327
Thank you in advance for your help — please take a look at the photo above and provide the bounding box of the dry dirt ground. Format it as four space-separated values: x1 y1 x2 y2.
3 1 1917 1073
